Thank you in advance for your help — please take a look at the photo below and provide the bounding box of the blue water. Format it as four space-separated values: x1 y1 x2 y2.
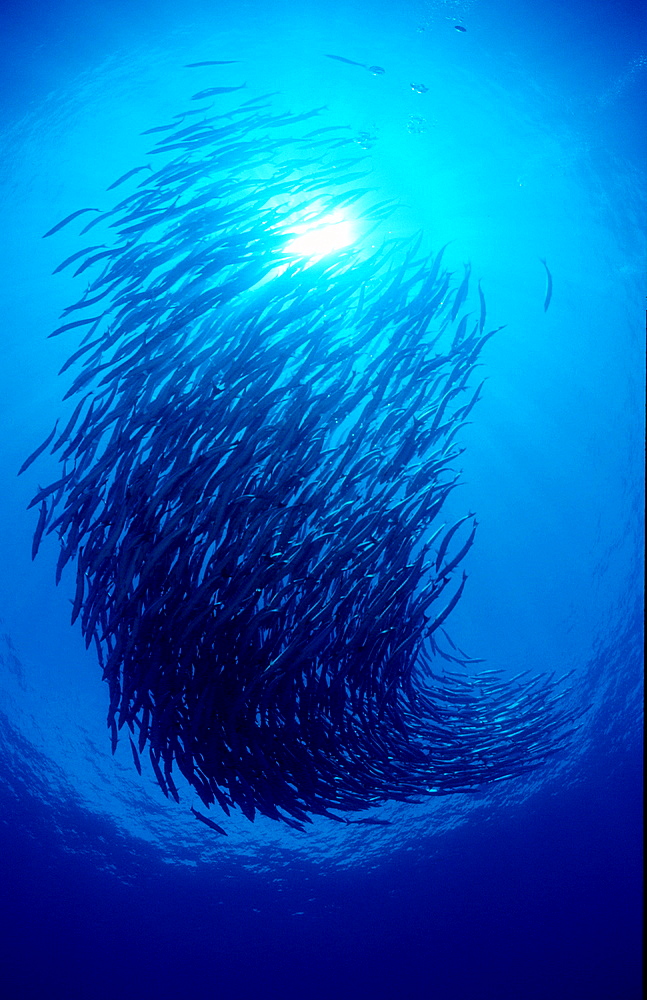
0 1 643 998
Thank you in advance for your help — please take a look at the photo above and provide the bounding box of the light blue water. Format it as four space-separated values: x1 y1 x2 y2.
0 2 643 998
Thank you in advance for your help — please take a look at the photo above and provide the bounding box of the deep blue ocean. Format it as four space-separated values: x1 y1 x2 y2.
0 1 643 998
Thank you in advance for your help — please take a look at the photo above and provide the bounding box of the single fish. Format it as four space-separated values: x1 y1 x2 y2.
149 750 169 797
425 572 468 634
325 54 385 76
455 25 467 32
172 106 214 118
184 60 240 67
140 123 176 135
106 165 152 190
477 279 486 333
540 258 553 311
325 53 367 68
239 91 281 107
128 736 142 775
52 245 107 275
31 501 49 560
42 208 101 238
18 422 59 475
49 315 104 338
72 249 120 277
190 806 227 835
441 522 478 578
435 513 475 571
191 83 247 100
410 83 429 94
52 393 93 448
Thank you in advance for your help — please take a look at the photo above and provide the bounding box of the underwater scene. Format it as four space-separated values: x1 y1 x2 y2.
0 0 643 997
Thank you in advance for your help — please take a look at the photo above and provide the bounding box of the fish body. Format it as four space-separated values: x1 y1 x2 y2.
190 83 247 100
106 165 152 190
140 124 176 135
325 54 384 75
18 422 59 475
540 258 553 311
190 806 227 835
184 60 240 67
129 736 142 775
42 208 101 238
348 816 391 825
325 53 367 68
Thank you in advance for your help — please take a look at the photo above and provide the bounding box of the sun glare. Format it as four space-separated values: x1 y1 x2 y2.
285 208 355 259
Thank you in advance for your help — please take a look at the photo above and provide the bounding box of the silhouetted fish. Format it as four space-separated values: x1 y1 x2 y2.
347 817 392 826
26 89 578 834
540 258 553 311
326 54 385 75
106 165 152 189
185 61 240 67
42 208 101 238
18 422 58 474
191 806 227 835
140 123 177 135
191 83 247 100
325 53 367 68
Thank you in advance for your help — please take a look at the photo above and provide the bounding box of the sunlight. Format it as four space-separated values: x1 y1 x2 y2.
284 207 355 259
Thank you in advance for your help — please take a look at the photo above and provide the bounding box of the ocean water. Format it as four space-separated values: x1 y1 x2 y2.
0 1 643 998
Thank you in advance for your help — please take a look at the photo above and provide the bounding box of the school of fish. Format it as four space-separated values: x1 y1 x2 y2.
25 90 575 832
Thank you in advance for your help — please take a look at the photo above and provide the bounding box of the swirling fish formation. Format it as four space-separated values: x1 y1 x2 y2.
26 90 573 831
